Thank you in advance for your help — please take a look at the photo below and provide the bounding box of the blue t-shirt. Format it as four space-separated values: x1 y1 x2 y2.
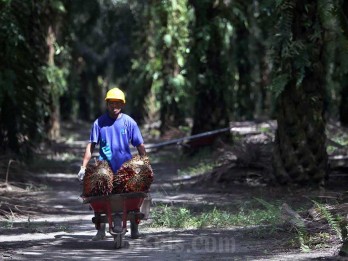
89 112 144 173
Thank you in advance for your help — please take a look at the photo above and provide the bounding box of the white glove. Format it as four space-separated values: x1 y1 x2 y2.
77 166 86 182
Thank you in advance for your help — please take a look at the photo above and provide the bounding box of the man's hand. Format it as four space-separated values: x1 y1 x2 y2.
136 143 146 157
77 166 86 182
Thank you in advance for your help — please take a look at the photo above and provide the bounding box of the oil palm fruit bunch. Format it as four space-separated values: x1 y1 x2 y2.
112 166 136 193
83 160 114 197
113 155 154 193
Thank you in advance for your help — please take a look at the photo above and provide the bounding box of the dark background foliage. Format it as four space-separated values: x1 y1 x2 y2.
1 0 347 186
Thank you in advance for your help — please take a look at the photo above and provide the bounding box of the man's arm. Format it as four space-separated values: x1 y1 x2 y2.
136 143 146 156
77 142 96 182
82 142 96 167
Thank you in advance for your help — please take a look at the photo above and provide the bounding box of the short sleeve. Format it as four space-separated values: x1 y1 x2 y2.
89 120 100 144
129 121 144 147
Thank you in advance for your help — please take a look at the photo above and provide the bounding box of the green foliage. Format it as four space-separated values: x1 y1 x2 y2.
269 0 314 96
151 205 195 228
295 227 311 252
269 74 289 98
294 229 334 252
42 65 68 97
270 0 348 121
177 161 216 177
152 145 215 177
187 1 235 132
312 200 343 240
294 201 347 253
0 0 70 155
1 0 348 157
0 1 44 154
150 199 282 229
156 0 190 126
269 1 298 96
49 0 66 13
127 0 192 127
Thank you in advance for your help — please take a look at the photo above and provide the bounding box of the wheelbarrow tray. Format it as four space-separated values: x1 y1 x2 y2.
82 192 149 249
83 192 147 213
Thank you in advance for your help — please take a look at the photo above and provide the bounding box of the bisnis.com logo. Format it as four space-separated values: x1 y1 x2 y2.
141 235 236 253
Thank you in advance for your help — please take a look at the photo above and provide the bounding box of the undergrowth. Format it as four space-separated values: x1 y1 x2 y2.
294 200 347 253
149 198 281 229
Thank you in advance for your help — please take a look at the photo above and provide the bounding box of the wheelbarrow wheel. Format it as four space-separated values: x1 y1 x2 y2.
113 234 123 249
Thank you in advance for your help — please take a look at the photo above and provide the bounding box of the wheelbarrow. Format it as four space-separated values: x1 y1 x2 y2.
83 192 151 249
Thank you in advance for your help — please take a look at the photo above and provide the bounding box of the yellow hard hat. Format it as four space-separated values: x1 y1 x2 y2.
105 87 126 103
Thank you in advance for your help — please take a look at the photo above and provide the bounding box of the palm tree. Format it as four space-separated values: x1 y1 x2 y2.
0 0 54 154
188 0 231 136
271 1 328 186
338 0 348 126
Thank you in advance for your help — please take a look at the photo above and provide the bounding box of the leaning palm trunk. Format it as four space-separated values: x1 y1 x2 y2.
271 0 328 186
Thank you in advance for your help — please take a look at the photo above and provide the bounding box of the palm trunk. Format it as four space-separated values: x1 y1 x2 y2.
273 78 328 185
189 0 230 135
46 25 61 139
272 1 328 186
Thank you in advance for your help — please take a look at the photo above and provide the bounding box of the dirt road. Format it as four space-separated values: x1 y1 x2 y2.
0 125 342 260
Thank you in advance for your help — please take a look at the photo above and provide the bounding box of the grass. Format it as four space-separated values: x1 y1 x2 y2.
149 198 282 229
177 161 216 177
292 228 334 252
176 147 218 177
0 213 16 228
291 200 347 253
25 182 48 192
148 199 344 253
0 219 72 233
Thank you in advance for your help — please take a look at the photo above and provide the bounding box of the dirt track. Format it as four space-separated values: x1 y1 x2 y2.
0 124 344 260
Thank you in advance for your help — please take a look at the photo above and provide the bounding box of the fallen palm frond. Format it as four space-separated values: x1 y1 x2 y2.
0 190 45 220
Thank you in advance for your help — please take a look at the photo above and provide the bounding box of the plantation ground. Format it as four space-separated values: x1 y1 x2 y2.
0 121 346 260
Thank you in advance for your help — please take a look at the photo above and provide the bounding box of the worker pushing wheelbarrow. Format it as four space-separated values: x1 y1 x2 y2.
77 87 153 246
83 191 151 248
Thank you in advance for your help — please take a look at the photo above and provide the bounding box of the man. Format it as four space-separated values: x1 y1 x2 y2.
77 87 146 241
